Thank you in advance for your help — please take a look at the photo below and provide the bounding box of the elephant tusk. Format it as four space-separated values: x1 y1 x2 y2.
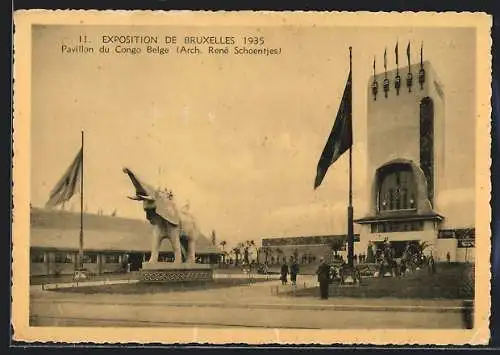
127 195 143 201
127 194 155 201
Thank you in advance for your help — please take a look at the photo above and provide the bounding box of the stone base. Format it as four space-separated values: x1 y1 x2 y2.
139 262 214 283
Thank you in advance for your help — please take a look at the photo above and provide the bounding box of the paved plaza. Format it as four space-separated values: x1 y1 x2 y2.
29 273 466 329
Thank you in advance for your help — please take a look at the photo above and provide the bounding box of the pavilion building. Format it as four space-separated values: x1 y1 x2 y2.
29 207 222 276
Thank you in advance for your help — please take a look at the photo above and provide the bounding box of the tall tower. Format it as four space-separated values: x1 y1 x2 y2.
354 59 446 259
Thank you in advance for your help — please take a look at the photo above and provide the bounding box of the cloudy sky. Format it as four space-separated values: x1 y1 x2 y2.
30 24 476 245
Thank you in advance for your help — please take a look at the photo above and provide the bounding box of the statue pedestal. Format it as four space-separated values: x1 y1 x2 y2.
140 262 214 283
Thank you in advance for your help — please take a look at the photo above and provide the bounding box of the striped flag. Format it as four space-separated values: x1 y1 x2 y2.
45 148 83 207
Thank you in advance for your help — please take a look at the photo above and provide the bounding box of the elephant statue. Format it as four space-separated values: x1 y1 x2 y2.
123 167 200 264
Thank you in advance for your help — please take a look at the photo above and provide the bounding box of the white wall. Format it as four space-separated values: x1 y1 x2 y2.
435 238 457 262
456 247 475 263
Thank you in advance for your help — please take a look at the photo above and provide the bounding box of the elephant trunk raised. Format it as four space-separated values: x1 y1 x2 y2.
123 167 199 264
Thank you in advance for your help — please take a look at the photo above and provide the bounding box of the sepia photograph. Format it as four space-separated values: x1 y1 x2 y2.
12 11 491 345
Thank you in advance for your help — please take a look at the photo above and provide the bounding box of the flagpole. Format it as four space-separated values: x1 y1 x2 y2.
347 47 354 267
79 130 84 269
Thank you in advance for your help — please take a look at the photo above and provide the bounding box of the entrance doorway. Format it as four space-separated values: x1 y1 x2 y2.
373 240 419 258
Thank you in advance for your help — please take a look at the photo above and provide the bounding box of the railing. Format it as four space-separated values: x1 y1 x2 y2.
270 279 317 296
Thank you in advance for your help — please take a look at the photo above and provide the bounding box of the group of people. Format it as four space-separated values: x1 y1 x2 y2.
280 256 332 299
280 258 300 285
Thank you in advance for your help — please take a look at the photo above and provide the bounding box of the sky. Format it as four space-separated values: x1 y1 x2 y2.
30 24 477 246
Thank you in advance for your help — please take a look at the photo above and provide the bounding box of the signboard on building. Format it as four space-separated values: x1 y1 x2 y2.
457 239 475 248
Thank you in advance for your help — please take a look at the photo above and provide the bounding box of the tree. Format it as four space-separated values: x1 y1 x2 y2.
219 240 227 263
366 243 375 263
211 230 217 246
417 241 432 254
243 240 256 264
416 241 432 264
231 247 240 265
233 243 244 265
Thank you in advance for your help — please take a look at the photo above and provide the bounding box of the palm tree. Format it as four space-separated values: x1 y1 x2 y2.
417 241 432 264
227 249 235 266
417 241 432 254
211 230 217 246
243 240 256 264
233 243 244 265
230 248 237 265
219 240 227 263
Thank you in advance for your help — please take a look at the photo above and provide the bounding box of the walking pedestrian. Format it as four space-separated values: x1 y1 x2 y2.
428 253 436 275
290 258 299 285
280 261 289 285
316 257 330 299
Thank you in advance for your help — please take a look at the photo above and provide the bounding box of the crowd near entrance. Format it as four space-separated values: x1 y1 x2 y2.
372 240 419 259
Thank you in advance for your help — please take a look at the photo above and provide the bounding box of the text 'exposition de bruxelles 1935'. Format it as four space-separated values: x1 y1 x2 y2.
60 34 284 56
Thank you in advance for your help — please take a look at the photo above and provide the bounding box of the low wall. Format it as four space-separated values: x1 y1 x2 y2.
456 247 475 263
435 239 457 262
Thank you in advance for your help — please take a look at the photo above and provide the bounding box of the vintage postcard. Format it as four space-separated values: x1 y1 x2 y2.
12 10 492 345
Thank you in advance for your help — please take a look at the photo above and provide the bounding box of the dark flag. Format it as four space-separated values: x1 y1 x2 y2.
420 41 423 66
314 71 353 189
395 42 399 66
384 48 387 72
407 41 411 65
46 148 83 207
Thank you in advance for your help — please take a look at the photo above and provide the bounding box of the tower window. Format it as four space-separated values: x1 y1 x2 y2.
420 97 434 204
